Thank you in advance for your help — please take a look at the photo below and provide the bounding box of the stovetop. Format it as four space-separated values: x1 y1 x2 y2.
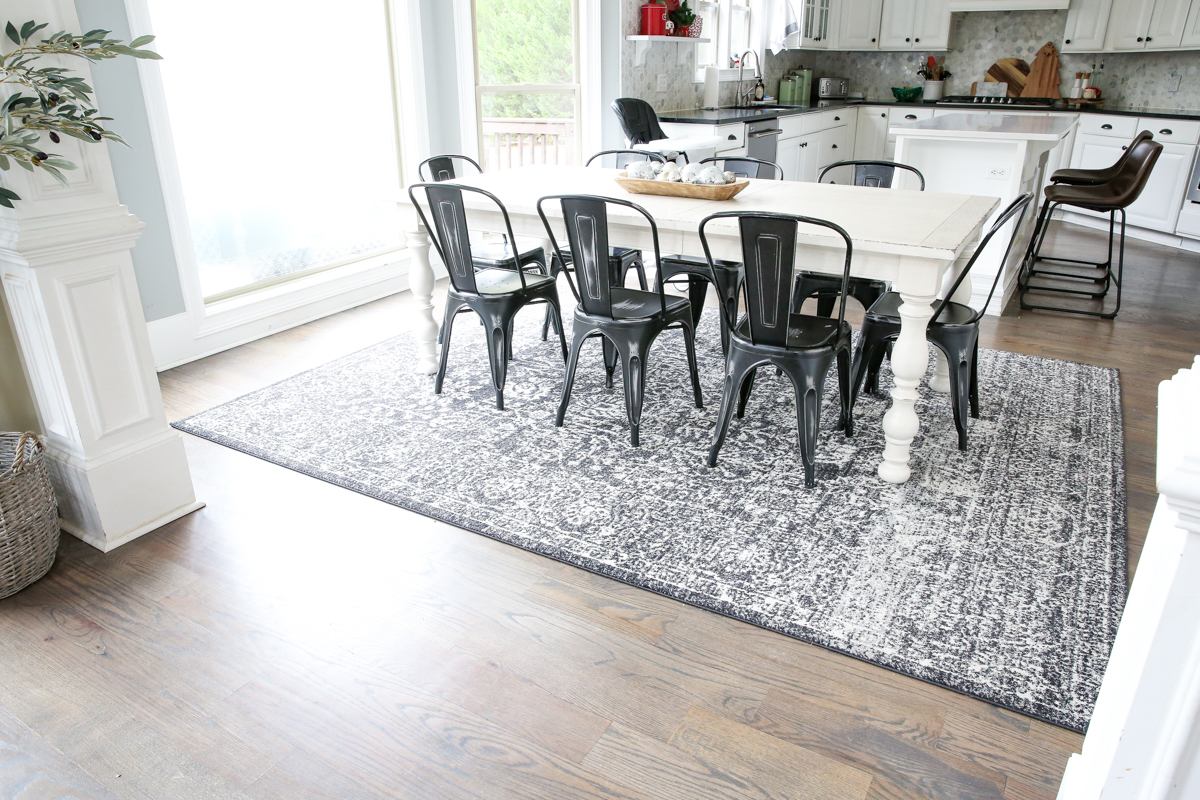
936 95 1059 109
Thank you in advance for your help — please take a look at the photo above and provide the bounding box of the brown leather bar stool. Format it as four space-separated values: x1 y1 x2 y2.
1019 135 1162 319
1049 130 1153 186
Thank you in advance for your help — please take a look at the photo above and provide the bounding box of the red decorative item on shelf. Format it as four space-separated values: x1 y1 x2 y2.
688 16 702 37
641 2 669 36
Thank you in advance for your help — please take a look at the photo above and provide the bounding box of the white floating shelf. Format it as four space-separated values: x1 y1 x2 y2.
626 35 712 67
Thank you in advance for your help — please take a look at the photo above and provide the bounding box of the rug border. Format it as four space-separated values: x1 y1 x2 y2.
172 344 1128 736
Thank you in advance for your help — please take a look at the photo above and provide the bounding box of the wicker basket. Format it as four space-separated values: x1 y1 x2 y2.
0 432 59 600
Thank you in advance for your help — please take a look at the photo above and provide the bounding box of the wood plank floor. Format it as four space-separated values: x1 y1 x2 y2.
1 221 1197 799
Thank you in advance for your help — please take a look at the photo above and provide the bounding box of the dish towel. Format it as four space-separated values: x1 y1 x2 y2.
1021 43 1062 99
764 0 803 54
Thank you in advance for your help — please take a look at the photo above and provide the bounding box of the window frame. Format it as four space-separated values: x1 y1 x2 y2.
694 0 762 84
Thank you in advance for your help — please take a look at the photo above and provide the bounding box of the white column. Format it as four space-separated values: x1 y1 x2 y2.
0 0 201 551
403 224 439 375
1056 356 1200 800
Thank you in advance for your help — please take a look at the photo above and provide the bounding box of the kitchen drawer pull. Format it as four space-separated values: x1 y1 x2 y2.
905 114 917 120
1160 128 1173 135
728 134 737 140
748 129 783 138
1101 123 1113 130
832 144 838 149
834 116 840 121
800 142 808 147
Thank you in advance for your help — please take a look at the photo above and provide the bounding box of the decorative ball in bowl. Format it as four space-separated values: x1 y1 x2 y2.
892 86 923 102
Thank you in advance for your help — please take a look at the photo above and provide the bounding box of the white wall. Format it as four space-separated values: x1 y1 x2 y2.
0 301 39 433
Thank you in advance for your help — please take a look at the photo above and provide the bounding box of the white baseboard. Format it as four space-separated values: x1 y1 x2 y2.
147 255 428 371
1056 211 1200 252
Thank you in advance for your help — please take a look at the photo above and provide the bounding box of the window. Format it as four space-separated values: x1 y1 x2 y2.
695 0 758 82
473 0 580 170
145 0 404 300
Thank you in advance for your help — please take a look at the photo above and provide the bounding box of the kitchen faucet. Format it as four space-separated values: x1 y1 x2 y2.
736 49 762 107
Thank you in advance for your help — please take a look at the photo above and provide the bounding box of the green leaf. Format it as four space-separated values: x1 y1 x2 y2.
0 194 15 208
129 34 154 47
5 22 20 45
20 20 36 41
0 186 18 200
40 164 70 187
131 48 162 60
16 159 33 171
0 155 9 170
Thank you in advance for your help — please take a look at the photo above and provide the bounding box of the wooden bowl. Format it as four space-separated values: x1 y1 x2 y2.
614 172 751 201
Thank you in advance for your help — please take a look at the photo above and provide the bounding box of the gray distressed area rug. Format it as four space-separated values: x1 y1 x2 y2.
174 306 1126 732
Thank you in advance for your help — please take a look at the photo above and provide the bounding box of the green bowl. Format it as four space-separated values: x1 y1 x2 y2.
892 86 923 103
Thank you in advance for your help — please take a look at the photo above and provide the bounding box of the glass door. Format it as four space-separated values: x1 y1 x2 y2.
473 0 580 170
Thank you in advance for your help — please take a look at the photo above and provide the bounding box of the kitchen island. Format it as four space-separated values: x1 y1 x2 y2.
891 112 1077 316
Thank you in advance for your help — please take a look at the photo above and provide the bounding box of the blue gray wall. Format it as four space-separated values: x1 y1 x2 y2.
75 0 185 322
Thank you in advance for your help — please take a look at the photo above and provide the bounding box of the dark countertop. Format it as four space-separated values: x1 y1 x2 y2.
659 99 1200 124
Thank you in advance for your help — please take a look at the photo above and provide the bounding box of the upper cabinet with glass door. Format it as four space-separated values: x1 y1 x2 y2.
878 0 950 49
801 0 833 47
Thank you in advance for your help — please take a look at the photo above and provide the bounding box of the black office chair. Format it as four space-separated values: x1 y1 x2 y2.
611 98 698 163
656 157 786 355
853 193 1033 451
700 211 856 488
796 160 927 318
409 182 567 411
700 156 785 180
538 150 661 342
538 194 703 447
418 154 547 274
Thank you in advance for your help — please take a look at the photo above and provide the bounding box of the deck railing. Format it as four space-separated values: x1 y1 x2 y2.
481 118 576 171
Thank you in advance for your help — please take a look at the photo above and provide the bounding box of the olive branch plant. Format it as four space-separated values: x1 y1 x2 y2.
0 19 161 208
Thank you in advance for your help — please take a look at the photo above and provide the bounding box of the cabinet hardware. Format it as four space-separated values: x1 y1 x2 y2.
915 38 920 42
1137 36 1143 41
905 37 910 42
880 113 886 117
834 116 840 121
832 144 838 148
1101 124 1112 130
1065 38 1071 43
749 129 784 138
905 114 917 120
1161 129 1173 135
728 134 737 140
1122 145 1128 150
871 37 876 42
1146 36 1152 41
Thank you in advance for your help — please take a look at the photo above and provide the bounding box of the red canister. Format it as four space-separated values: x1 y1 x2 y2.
640 3 668 35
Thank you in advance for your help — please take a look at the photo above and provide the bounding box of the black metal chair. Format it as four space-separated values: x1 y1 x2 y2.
538 194 703 447
655 157 786 356
699 212 856 488
1019 134 1161 319
699 156 785 180
409 182 567 411
1049 130 1153 186
796 160 927 318
611 98 699 163
585 149 667 170
418 154 547 274
538 150 660 341
852 193 1033 451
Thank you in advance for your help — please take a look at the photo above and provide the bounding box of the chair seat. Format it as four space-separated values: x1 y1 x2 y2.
732 314 848 349
555 246 638 266
472 268 555 295
472 238 545 268
607 288 690 319
1044 182 1131 212
865 291 976 326
661 254 742 275
1050 166 1114 186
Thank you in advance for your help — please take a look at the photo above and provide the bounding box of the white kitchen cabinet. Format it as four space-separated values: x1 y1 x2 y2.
817 125 851 169
1106 0 1192 48
854 107 889 161
1062 0 1114 51
777 135 820 182
831 0 883 49
879 0 950 49
1184 0 1200 45
1068 132 1196 232
801 0 834 46
885 106 934 160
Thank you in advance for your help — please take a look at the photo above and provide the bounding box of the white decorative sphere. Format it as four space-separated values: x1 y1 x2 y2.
724 171 737 183
628 161 657 180
680 163 702 182
697 166 728 185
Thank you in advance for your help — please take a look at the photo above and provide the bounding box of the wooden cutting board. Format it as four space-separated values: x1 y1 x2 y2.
985 58 1030 97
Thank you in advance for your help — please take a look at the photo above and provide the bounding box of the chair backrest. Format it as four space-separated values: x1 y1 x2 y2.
612 98 668 146
1105 136 1163 207
937 192 1033 324
1056 130 1154 183
409 182 526 296
585 149 667 169
818 160 926 191
699 156 784 181
699 212 855 346
419 154 483 183
537 194 665 318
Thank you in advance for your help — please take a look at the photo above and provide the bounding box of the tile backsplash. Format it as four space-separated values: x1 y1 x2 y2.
620 4 1200 113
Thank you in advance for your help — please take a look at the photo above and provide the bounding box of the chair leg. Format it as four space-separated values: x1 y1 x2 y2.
617 334 654 447
778 360 827 489
486 322 510 411
736 367 757 419
546 297 568 363
708 360 753 468
687 277 708 331
542 256 564 341
603 337 619 389
930 328 978 451
630 255 649 291
556 329 589 427
434 300 462 395
969 339 980 419
836 346 854 437
680 321 703 409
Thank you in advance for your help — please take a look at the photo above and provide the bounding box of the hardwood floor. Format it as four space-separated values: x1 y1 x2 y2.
1 220 1197 799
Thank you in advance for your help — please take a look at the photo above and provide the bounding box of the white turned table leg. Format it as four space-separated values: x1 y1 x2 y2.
929 247 975 394
878 290 937 484
406 224 439 375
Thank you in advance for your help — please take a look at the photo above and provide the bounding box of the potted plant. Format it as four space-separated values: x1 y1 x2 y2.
0 19 160 207
917 56 951 102
670 1 697 37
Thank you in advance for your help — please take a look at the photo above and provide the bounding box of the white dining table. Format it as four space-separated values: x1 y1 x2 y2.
397 165 1000 484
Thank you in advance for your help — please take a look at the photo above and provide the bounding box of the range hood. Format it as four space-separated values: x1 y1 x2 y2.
948 0 1068 10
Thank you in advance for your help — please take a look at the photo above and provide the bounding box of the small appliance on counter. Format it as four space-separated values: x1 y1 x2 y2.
817 77 850 100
